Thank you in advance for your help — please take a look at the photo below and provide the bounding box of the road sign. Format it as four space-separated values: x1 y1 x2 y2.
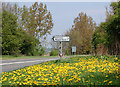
72 46 76 52
52 35 70 58
52 35 69 42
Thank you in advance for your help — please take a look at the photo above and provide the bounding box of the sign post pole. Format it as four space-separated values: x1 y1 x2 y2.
61 41 62 58
52 35 69 58
59 41 63 58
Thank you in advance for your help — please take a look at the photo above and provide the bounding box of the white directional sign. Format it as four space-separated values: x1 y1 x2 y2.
53 36 70 42
72 46 76 52
52 35 70 58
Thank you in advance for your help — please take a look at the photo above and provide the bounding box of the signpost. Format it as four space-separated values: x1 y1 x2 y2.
52 35 70 58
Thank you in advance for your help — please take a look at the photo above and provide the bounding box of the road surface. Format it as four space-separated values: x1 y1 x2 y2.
0 57 70 73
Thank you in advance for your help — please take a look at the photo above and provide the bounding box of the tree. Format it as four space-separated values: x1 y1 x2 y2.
39 47 45 56
21 2 54 42
19 30 40 56
2 10 40 56
92 23 108 55
66 12 96 54
92 1 120 56
0 10 2 55
2 2 53 56
105 1 120 55
2 2 54 43
2 10 20 55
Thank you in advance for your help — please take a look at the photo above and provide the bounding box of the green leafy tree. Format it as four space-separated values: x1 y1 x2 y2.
92 1 120 56
39 47 45 56
105 1 120 55
0 10 2 55
18 28 40 56
2 2 53 56
92 23 108 55
2 10 20 55
50 50 58 56
2 10 40 56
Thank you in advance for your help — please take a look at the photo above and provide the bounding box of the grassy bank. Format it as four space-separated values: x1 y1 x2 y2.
1 56 120 86
1 55 58 60
1 55 90 60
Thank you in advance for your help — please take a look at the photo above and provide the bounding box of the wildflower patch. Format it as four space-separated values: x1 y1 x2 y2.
1 56 120 86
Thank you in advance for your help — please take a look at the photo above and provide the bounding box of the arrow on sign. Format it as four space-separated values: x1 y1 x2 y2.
52 35 70 42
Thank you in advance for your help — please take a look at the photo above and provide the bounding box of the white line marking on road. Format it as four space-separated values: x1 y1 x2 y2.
0 58 59 66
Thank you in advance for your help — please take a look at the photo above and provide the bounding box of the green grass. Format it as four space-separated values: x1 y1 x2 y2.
1 55 58 60
1 55 90 60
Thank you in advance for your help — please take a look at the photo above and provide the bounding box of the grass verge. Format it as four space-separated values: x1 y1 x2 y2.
1 56 120 86
1 55 90 60
1 55 58 60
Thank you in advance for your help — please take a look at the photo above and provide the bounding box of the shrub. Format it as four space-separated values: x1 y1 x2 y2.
50 50 58 56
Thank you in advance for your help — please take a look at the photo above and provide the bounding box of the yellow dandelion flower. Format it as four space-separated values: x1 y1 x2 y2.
38 78 41 80
116 76 119 78
106 75 108 77
104 80 108 83
9 81 11 83
109 81 112 84
91 75 94 77
68 78 72 82
19 83 22 85
17 81 19 84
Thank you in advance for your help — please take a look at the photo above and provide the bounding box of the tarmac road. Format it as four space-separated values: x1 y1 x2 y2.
0 57 69 73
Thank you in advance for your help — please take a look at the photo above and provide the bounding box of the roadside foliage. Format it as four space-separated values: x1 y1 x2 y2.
92 1 120 55
2 2 53 56
65 12 96 55
1 56 120 86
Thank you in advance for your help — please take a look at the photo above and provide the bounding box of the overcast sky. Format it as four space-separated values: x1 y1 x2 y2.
10 2 111 47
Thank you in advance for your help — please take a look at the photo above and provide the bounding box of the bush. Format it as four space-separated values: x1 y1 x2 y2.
50 50 58 56
39 47 45 56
